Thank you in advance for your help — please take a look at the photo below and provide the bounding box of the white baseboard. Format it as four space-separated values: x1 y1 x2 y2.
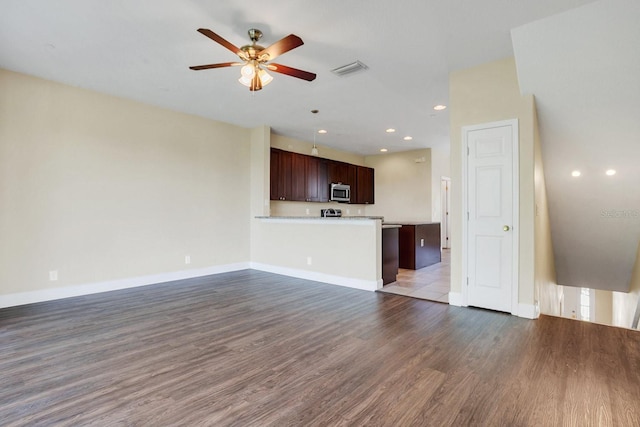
443 291 540 320
448 292 464 306
0 262 250 309
250 262 379 292
518 303 540 319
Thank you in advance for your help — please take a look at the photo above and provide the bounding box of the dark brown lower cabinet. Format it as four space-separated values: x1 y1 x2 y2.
398 223 441 269
382 226 400 285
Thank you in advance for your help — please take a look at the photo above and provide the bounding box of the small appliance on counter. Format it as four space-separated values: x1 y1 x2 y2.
321 208 342 218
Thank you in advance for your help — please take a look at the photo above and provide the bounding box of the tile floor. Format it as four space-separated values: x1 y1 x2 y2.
380 249 451 303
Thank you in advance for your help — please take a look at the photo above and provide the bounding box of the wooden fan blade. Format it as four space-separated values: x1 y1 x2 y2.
189 62 243 70
267 63 316 81
197 28 242 56
259 34 303 61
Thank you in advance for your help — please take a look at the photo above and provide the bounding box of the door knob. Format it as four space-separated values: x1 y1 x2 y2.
503 225 510 231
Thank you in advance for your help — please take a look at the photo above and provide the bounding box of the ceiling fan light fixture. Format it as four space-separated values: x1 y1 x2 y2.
191 27 316 91
258 69 273 86
241 64 255 78
238 74 253 87
238 64 272 90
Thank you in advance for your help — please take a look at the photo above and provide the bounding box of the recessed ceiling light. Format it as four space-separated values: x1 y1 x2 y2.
571 170 581 177
317 129 327 134
386 128 395 133
403 136 413 141
433 105 447 111
606 169 616 176
380 148 388 152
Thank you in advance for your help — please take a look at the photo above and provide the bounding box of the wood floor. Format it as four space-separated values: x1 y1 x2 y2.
2 270 640 426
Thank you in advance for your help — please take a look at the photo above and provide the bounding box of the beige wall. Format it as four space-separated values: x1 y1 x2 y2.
270 133 365 166
364 149 432 222
251 219 381 290
533 106 561 316
449 57 537 310
0 69 425 304
0 69 251 297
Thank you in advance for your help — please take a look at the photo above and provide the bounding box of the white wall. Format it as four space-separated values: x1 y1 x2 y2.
0 69 251 302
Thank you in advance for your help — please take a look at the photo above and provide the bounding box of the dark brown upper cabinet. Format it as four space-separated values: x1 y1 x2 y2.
305 156 329 202
270 148 292 201
353 165 375 205
270 148 373 204
328 161 356 188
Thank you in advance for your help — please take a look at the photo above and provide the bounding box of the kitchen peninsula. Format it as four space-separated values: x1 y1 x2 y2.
253 215 390 292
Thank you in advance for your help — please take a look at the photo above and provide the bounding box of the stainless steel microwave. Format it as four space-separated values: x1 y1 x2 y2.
330 183 350 203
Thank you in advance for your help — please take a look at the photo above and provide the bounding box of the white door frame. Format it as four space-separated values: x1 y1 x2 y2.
461 119 519 315
441 177 451 249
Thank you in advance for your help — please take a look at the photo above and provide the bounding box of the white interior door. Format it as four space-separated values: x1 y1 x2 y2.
465 121 518 313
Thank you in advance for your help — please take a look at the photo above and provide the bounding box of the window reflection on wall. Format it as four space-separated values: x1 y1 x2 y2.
541 283 639 331
579 287 591 321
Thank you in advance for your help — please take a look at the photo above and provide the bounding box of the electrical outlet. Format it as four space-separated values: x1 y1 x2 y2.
358 209 362 214
420 239 424 247
346 209 350 215
307 256 312 265
305 208 310 215
49 270 58 281
185 255 191 264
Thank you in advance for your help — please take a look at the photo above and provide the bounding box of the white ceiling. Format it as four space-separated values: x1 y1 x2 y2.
0 0 597 155
513 0 640 292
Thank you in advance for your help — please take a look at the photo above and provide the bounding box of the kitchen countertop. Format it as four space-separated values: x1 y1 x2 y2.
383 221 440 225
256 216 384 220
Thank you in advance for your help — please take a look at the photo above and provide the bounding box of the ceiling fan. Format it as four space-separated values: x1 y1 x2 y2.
190 28 317 91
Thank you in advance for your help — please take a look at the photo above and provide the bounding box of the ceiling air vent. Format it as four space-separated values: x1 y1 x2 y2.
331 60 368 77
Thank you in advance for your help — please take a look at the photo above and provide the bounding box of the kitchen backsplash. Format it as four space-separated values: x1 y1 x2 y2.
270 201 369 217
